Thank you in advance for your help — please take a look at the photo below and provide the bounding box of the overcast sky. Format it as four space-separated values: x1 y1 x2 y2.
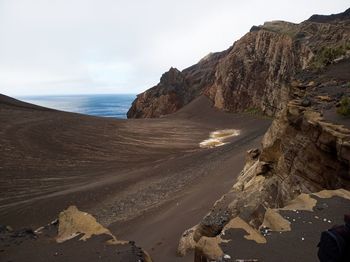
0 0 349 96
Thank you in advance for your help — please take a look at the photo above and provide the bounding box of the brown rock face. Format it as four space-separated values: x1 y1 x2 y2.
127 51 227 118
180 56 350 261
206 28 300 116
128 8 350 118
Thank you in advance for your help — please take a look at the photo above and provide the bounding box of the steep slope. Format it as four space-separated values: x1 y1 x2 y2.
175 10 350 261
128 8 350 118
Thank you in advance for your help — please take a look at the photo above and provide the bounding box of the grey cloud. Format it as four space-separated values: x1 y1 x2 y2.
0 0 349 95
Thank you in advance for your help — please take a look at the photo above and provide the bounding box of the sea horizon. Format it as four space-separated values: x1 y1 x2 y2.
15 93 136 119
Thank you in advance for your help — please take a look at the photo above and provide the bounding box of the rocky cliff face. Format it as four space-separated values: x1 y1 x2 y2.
178 55 350 262
127 51 228 118
128 8 350 118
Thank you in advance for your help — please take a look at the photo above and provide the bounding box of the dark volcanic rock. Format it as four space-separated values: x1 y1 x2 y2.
308 8 350 23
127 51 228 118
127 67 188 118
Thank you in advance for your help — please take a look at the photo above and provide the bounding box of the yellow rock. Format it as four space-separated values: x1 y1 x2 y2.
56 205 125 244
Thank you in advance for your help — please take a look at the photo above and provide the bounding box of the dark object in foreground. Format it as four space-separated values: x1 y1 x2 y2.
318 215 350 261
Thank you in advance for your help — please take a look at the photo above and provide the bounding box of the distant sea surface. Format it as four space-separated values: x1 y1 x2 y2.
17 94 136 119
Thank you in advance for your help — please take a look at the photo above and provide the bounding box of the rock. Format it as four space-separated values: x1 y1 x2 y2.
128 8 350 119
307 8 350 23
0 225 10 234
56 205 125 244
224 254 231 259
301 98 311 107
247 148 261 160
250 26 261 32
316 95 333 102
183 74 350 260
127 51 226 118
12 228 37 239
0 208 153 262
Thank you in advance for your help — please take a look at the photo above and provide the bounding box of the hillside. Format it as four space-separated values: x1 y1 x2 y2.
128 8 350 118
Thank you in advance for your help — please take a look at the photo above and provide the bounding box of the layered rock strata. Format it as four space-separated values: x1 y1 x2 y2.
128 8 350 118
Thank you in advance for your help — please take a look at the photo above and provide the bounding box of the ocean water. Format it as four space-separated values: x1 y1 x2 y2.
17 94 136 119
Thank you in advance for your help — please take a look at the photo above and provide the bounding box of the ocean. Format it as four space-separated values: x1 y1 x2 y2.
16 94 136 119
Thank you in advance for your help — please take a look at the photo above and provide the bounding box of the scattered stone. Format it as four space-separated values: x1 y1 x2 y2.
301 98 311 107
224 254 231 259
235 259 259 262
12 228 37 239
316 95 333 102
259 226 272 237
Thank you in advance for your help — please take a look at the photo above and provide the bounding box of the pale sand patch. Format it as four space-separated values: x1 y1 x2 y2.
261 208 291 232
182 190 350 259
194 216 265 260
200 129 240 148
281 193 317 211
199 138 226 148
261 190 350 233
211 129 240 139
56 205 126 244
225 217 267 244
313 189 350 200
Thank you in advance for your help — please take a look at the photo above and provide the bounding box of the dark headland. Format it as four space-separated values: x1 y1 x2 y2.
1 8 350 262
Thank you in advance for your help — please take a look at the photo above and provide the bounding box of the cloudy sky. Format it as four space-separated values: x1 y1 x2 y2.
0 0 349 96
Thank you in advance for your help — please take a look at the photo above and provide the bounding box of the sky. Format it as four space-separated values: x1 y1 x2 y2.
0 0 349 96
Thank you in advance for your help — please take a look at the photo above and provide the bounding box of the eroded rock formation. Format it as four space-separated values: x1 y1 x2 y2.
128 8 350 118
127 51 227 118
179 55 350 262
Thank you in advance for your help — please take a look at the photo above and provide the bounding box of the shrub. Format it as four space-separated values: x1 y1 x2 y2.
337 96 350 117
310 46 346 69
245 107 261 115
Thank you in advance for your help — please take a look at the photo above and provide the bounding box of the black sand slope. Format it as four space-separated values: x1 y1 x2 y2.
0 94 271 261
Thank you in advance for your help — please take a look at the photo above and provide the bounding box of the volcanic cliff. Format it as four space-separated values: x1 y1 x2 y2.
128 8 350 261
128 8 350 118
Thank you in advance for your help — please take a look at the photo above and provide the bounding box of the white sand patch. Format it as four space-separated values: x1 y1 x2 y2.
200 129 240 148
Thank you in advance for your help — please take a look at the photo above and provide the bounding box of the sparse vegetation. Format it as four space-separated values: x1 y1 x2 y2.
310 46 347 69
337 96 350 117
245 107 262 115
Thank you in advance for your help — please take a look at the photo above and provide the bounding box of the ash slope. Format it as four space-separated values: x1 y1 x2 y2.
0 94 271 261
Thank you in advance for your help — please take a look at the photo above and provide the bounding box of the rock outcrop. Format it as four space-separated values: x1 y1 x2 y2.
178 56 350 261
127 51 227 118
128 8 350 118
0 206 152 262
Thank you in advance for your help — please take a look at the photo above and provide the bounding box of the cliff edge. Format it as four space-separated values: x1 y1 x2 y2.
174 8 350 262
128 8 350 118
